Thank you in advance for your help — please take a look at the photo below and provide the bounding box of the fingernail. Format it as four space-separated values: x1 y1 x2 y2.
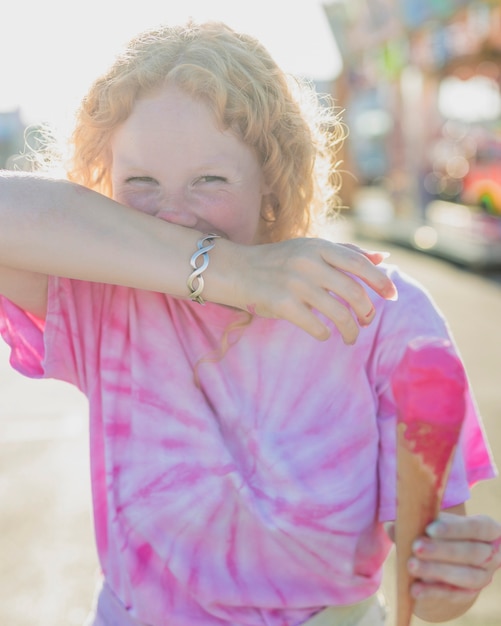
426 521 443 538
483 548 496 566
365 305 375 318
358 306 376 328
412 539 426 555
484 537 501 565
361 306 376 325
387 287 398 301
408 558 419 574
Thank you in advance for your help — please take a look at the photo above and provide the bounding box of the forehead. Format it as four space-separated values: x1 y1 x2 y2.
112 86 227 154
110 83 259 171
123 84 219 133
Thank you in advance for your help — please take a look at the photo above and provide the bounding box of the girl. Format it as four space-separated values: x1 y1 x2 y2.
0 20 499 626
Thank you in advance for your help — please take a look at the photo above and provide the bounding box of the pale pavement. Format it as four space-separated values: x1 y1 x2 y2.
0 233 500 625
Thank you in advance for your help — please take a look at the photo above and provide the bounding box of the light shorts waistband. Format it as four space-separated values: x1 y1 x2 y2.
85 581 387 626
302 593 387 626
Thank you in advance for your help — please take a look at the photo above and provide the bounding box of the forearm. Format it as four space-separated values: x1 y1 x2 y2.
0 172 240 302
0 171 398 341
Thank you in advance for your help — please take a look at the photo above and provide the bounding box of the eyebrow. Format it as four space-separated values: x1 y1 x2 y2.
114 152 243 172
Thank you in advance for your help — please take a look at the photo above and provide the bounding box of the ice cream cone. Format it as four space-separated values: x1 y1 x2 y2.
395 423 458 625
392 337 467 626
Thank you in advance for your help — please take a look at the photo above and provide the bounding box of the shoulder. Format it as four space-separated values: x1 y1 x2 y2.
383 263 435 299
375 263 446 326
361 264 455 386
0 266 48 319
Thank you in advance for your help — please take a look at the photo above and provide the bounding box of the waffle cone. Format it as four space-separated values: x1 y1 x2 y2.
395 423 456 626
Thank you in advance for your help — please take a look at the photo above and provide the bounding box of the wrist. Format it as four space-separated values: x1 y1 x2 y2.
186 234 221 304
200 237 249 309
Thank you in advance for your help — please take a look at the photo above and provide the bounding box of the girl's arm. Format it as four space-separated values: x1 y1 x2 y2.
0 172 397 343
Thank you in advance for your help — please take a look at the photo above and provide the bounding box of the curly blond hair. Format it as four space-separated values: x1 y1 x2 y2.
67 21 345 242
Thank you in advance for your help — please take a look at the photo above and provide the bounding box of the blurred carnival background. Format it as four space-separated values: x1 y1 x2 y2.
325 0 501 269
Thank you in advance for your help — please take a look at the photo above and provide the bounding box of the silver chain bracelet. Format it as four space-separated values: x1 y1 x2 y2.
187 234 221 304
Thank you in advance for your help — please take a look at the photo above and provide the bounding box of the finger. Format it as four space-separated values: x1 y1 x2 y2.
427 513 501 543
339 243 391 265
364 251 391 265
300 286 361 344
321 245 398 301
411 580 478 604
315 265 377 326
247 275 361 343
408 557 492 591
268 299 333 342
412 537 495 568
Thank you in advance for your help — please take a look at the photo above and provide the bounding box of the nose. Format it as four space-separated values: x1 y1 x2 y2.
155 198 198 228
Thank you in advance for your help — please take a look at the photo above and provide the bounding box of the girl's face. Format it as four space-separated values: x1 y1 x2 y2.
110 83 269 245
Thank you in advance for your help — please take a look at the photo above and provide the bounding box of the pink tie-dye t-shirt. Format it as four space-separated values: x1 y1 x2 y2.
0 265 495 626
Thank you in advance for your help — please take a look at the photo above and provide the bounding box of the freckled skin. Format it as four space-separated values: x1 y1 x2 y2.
110 84 269 246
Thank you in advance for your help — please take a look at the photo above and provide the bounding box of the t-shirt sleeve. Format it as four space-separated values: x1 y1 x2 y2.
0 276 104 392
0 296 46 377
374 267 497 522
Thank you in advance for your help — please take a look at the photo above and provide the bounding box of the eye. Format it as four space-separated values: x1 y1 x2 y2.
197 175 227 184
125 176 158 185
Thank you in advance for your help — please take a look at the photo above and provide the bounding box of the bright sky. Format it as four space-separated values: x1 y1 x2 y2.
0 0 341 129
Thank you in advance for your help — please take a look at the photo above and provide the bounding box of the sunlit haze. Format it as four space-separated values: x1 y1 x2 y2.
0 0 341 130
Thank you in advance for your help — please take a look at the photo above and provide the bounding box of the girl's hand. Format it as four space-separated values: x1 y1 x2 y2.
409 512 501 617
229 237 397 345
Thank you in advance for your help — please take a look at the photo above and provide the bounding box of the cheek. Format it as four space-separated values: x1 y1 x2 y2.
204 194 261 241
114 190 161 216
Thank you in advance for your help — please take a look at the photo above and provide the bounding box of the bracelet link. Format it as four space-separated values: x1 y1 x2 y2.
187 234 221 304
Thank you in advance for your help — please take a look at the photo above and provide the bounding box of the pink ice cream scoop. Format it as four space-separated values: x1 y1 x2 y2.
392 336 467 489
392 336 467 626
